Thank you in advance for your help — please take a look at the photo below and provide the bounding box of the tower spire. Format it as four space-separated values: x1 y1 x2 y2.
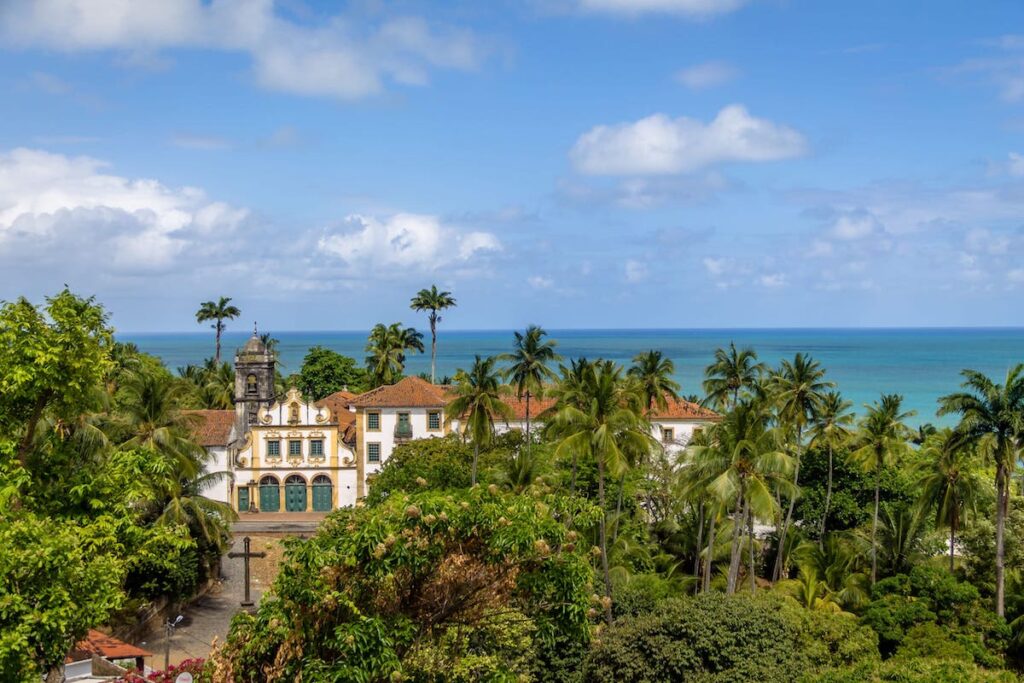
253 321 258 336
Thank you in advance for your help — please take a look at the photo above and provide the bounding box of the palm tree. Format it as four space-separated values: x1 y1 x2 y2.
204 361 235 409
848 394 914 585
702 342 766 411
915 429 984 572
410 285 457 384
547 357 593 493
445 355 513 485
551 360 655 623
938 365 1024 617
689 401 792 593
809 391 854 542
195 297 241 364
771 353 832 581
364 323 425 387
628 349 681 413
500 326 560 456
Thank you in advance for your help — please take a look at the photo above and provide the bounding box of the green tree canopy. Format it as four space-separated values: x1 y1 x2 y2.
296 345 368 400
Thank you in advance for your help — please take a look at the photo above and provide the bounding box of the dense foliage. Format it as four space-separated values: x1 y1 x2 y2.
295 345 368 399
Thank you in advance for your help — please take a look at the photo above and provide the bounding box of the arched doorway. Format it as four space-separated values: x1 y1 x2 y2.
311 475 333 512
285 474 307 512
258 475 280 513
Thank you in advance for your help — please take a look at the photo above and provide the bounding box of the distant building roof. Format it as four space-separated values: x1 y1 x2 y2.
317 390 358 444
500 394 557 420
66 630 151 663
183 409 236 446
351 376 449 408
650 396 721 421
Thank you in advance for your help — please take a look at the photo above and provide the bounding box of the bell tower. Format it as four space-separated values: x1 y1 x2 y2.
234 324 276 428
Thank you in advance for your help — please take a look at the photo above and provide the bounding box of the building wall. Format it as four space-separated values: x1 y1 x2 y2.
356 406 447 498
199 445 232 504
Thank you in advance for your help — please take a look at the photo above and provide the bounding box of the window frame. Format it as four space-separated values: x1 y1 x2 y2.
310 439 324 458
367 442 381 463
427 411 441 431
288 439 302 457
366 411 381 432
267 439 281 458
661 427 675 443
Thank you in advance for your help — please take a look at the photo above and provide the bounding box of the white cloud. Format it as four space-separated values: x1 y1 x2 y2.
528 275 554 289
572 0 745 18
1008 268 1024 283
0 1 487 100
758 272 786 288
570 105 807 175
702 256 730 276
1008 152 1024 176
674 61 738 89
624 259 648 282
0 147 247 272
831 213 882 241
317 213 501 276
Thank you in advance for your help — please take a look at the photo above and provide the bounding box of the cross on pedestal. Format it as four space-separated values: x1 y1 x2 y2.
227 536 266 607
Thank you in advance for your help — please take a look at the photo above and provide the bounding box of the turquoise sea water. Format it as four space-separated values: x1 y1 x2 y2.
121 329 1024 427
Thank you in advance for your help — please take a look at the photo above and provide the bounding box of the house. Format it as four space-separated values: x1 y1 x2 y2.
63 630 151 680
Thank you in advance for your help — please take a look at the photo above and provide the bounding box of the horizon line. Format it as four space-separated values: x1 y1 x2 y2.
117 325 1024 335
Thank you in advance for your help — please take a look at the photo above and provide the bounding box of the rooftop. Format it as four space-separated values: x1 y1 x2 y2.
351 376 449 408
66 630 151 663
182 409 236 446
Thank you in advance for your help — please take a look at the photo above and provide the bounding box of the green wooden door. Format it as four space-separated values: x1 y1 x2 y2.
237 487 249 513
312 479 332 512
285 478 307 512
259 482 280 512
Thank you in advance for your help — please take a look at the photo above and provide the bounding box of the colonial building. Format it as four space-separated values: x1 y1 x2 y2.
190 332 719 514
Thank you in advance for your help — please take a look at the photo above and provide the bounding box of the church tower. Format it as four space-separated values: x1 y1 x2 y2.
234 327 276 428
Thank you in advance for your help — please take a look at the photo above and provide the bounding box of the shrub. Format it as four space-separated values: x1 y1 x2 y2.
365 436 479 505
583 592 878 682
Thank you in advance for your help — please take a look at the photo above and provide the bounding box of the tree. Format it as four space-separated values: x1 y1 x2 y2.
627 349 681 413
849 393 914 586
296 346 367 400
771 353 832 582
410 285 457 384
207 489 600 682
195 297 240 365
689 401 792 593
915 429 984 572
0 289 113 470
809 390 854 542
551 360 654 623
365 323 425 388
938 365 1024 618
446 355 513 485
500 325 560 456
702 342 765 411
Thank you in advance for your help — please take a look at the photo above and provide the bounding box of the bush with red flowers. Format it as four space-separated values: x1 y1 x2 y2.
116 657 205 683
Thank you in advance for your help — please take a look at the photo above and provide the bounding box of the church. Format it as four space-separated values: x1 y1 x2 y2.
191 331 719 514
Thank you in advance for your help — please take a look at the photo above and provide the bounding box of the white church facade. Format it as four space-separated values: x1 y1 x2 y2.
189 332 720 514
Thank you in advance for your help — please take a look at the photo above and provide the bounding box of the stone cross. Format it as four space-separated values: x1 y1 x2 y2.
227 536 266 607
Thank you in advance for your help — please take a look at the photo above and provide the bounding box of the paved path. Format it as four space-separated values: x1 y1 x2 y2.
232 511 327 534
151 536 271 668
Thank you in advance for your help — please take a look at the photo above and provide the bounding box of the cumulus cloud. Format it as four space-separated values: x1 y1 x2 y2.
624 259 648 282
528 275 554 289
674 61 738 89
758 272 786 288
0 147 247 273
831 212 883 241
0 1 488 100
571 0 745 18
570 105 807 175
317 213 501 276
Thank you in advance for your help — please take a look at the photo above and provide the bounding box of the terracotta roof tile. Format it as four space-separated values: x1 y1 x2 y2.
182 409 236 447
351 376 449 408
500 394 557 420
650 396 721 421
67 630 151 663
317 390 358 443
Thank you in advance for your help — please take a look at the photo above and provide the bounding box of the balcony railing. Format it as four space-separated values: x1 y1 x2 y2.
394 424 413 440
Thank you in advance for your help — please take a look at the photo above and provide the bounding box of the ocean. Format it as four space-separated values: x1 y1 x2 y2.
121 328 1024 427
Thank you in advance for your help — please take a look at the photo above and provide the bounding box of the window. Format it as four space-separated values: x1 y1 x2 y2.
367 442 381 463
661 427 675 443
246 374 258 396
267 440 281 457
310 439 324 457
367 411 380 431
289 440 302 457
428 411 441 431
396 412 412 438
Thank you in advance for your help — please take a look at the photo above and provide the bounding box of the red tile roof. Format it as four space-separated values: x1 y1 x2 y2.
317 390 358 444
500 394 557 420
650 396 721 421
351 376 449 408
66 630 151 663
182 409 236 446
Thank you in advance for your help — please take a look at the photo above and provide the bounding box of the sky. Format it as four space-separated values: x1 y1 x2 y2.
2 0 1024 332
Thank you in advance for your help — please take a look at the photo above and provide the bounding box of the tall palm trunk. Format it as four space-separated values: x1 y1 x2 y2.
525 391 531 457
949 514 957 573
820 445 834 546
996 463 1007 617
727 491 745 594
429 314 437 384
471 442 480 486
773 426 802 582
597 456 613 625
703 514 717 592
214 320 223 364
612 477 624 543
870 471 880 585
748 505 757 592
693 500 705 591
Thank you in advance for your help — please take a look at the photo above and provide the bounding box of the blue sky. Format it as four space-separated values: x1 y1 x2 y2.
1 0 1024 332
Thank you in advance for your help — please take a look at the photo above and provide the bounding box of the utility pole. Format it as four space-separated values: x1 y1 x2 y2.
163 615 183 671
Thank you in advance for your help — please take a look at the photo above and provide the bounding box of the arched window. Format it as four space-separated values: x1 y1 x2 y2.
246 374 258 396
285 474 306 486
259 475 279 487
